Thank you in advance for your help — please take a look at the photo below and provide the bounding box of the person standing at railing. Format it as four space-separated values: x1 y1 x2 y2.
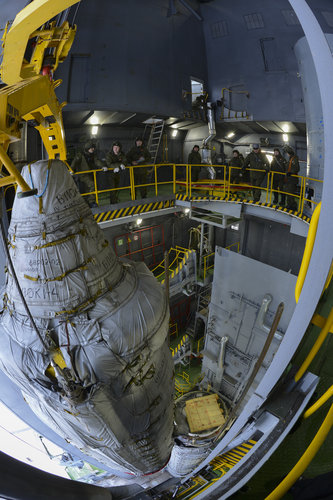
127 137 151 199
229 149 244 184
71 140 103 207
243 144 269 202
285 146 300 211
188 145 202 182
270 148 287 205
102 141 127 204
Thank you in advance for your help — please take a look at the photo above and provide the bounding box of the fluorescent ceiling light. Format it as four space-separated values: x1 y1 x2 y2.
92 125 99 135
171 129 178 138
90 114 99 125
281 124 289 132
283 133 289 142
226 132 235 138
136 218 143 226
184 208 190 214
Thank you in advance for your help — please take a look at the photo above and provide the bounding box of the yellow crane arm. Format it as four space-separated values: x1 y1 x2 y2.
0 0 80 195
1 0 80 86
0 76 67 160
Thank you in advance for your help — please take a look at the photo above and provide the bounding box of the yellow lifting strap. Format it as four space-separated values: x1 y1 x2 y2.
51 347 67 371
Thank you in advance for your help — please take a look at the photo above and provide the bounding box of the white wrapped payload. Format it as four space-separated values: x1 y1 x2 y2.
0 160 174 475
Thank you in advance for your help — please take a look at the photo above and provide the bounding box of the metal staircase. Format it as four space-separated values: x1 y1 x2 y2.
147 119 164 163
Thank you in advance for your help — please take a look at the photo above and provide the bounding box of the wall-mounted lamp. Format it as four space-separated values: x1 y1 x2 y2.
282 133 289 142
136 218 143 226
92 125 99 136
171 129 178 138
184 208 190 214
282 124 290 133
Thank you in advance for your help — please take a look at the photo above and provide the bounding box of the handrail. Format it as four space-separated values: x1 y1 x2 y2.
304 384 333 419
220 87 250 120
169 322 178 337
151 246 189 279
295 202 321 303
265 402 333 500
5 161 318 218
203 252 215 279
294 306 333 382
226 242 240 252
67 162 316 212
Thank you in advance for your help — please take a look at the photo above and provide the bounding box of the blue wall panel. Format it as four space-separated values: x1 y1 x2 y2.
57 0 207 117
200 0 333 122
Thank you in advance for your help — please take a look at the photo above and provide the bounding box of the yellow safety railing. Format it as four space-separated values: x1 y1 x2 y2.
228 166 252 197
226 242 240 253
203 252 215 280
174 370 191 397
267 312 333 498
301 176 323 214
269 171 305 212
295 202 321 303
196 336 204 354
294 307 333 382
265 401 333 500
68 163 317 211
304 385 333 419
151 246 189 280
169 322 178 337
203 243 239 279
5 162 318 217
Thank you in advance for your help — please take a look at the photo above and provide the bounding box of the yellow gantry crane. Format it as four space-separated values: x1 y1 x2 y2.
0 0 80 196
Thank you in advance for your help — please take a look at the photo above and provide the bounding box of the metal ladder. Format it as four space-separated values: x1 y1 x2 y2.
147 119 164 163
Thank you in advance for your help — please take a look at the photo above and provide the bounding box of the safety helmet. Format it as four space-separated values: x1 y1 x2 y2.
84 140 96 151
284 146 295 155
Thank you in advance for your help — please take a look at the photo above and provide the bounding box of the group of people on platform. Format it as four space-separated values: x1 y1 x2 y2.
71 138 300 211
228 144 300 209
188 143 300 210
71 137 151 206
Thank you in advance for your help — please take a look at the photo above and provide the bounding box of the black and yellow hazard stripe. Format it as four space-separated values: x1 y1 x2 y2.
210 438 257 472
171 334 189 357
178 192 311 223
174 438 258 498
94 199 175 223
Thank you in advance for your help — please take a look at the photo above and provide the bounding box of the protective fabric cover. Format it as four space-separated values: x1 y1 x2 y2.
0 160 174 475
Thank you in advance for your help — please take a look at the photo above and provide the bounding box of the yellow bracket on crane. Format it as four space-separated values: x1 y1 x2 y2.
0 0 80 196
1 0 80 85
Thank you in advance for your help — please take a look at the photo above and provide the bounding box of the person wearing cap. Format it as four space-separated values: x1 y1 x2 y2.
243 144 269 202
229 150 244 184
126 137 152 199
71 140 103 207
284 147 300 211
102 141 127 204
270 148 287 205
188 145 202 182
